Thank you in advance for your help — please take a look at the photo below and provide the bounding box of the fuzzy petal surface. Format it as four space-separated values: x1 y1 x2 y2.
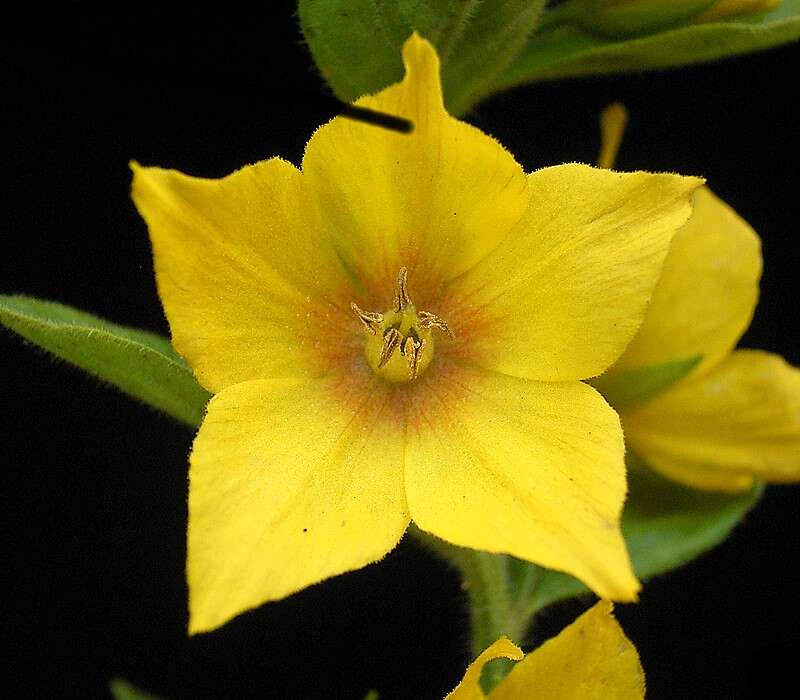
132 159 351 393
302 34 529 302
445 638 524 700
611 186 761 378
187 377 409 633
625 350 800 491
489 601 645 700
445 165 702 382
405 365 639 601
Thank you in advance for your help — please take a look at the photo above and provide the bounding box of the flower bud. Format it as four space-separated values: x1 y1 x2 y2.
694 0 781 23
570 0 717 36
554 0 781 37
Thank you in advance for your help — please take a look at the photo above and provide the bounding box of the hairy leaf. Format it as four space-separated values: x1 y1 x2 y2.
0 295 209 426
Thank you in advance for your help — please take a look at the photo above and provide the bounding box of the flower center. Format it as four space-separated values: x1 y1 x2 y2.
351 267 453 382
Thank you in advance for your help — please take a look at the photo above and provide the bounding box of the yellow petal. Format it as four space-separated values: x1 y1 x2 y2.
444 165 702 381
489 601 645 700
624 350 800 491
131 159 352 393
302 33 529 300
187 377 409 633
445 638 524 700
611 186 761 378
405 365 639 601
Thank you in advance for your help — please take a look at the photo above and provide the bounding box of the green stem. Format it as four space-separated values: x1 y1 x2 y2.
461 552 515 651
459 551 523 692
411 528 535 693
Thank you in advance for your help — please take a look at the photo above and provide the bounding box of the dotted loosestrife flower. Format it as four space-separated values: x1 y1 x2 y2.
446 601 644 699
603 186 800 491
132 34 701 632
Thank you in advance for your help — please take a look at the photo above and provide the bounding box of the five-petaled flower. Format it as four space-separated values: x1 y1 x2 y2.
132 34 702 633
446 601 644 699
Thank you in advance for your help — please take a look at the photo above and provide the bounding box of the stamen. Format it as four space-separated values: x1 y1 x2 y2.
378 327 401 367
394 266 412 312
351 302 383 335
404 336 425 380
352 267 452 382
418 310 455 339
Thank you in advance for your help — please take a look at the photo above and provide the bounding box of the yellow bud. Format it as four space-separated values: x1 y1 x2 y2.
573 0 718 36
559 0 783 36
694 0 782 23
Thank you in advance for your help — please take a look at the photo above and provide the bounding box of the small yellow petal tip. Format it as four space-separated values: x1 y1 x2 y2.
614 580 641 604
402 30 437 58
598 103 629 170
399 31 444 109
597 599 615 615
487 636 525 663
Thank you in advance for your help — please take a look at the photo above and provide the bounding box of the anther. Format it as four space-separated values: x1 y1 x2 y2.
351 302 383 335
418 310 455 339
403 336 425 380
378 328 401 367
394 267 412 312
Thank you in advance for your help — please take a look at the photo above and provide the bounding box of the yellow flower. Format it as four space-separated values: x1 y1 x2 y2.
446 601 644 699
598 105 800 492
131 35 701 633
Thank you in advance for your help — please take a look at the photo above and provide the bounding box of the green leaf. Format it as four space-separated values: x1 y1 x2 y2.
590 355 702 411
0 295 210 427
509 457 764 619
498 0 800 88
439 1 549 116
298 0 405 104
298 0 547 115
109 679 163 700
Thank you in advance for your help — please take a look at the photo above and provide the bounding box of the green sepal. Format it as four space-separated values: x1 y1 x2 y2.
508 455 764 620
297 0 547 115
0 295 210 427
498 0 800 89
109 679 163 700
590 355 702 411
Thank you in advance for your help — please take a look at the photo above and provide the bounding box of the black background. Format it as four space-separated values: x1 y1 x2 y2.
3 3 798 698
